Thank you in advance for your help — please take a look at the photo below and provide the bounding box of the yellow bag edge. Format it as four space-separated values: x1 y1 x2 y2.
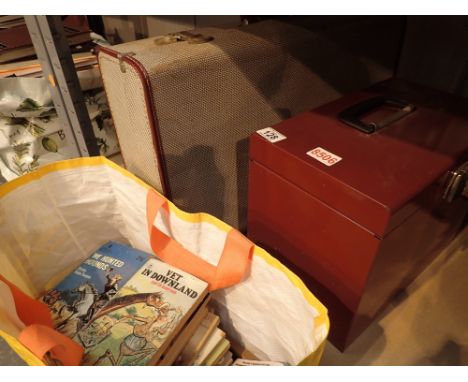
0 156 330 365
0 329 45 366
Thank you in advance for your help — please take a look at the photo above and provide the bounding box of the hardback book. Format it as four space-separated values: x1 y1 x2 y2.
175 311 220 365
157 296 210 366
192 327 226 366
203 338 230 366
40 241 152 338
77 257 209 366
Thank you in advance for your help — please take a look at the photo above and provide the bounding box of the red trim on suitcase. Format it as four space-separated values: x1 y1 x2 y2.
97 46 171 198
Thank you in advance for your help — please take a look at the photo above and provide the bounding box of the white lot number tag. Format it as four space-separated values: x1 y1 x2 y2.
307 147 342 166
256 127 287 143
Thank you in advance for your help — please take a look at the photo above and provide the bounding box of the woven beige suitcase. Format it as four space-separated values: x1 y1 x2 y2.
98 17 404 230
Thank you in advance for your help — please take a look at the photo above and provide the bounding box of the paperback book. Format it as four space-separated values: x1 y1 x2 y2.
76 257 209 366
176 311 220 365
40 241 151 338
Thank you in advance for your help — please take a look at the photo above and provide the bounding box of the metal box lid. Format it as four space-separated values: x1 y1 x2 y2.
249 79 468 237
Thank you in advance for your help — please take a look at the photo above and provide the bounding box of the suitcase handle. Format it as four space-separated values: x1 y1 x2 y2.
154 31 214 46
146 189 253 291
338 96 416 134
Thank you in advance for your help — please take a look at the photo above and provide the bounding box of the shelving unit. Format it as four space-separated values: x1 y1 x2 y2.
24 15 98 157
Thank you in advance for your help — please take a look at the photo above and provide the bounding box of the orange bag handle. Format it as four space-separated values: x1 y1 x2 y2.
19 325 84 366
0 275 53 328
0 275 83 366
146 189 253 290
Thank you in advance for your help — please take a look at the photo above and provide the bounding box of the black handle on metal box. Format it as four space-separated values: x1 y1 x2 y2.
338 96 416 134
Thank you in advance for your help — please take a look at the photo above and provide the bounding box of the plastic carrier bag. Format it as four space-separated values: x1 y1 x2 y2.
0 157 329 366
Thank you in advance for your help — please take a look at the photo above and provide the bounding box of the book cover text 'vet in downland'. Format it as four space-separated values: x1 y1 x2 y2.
77 258 209 366
40 241 152 338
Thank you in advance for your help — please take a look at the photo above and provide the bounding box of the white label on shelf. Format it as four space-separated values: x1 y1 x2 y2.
256 127 287 143
306 147 342 166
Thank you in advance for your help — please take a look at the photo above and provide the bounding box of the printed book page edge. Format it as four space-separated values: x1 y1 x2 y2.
147 287 209 365
192 328 225 366
157 296 210 365
192 312 220 353
179 312 220 365
158 306 209 365
204 338 230 366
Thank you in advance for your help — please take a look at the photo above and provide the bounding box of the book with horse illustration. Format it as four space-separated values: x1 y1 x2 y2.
76 257 209 366
40 241 152 338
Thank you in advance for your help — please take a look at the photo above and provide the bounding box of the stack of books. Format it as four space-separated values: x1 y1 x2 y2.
0 52 98 79
0 16 99 84
173 308 233 366
0 16 92 64
40 241 231 366
0 16 25 29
